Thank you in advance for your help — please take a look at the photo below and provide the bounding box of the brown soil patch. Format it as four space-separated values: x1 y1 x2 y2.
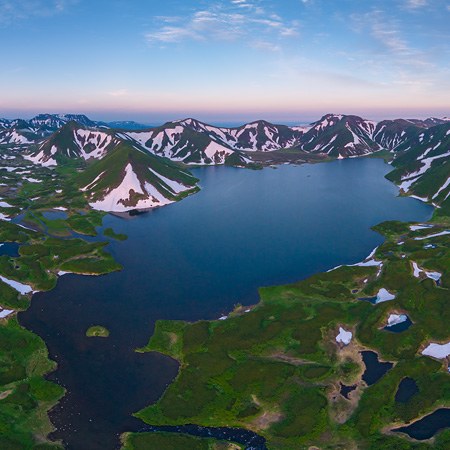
0 389 12 400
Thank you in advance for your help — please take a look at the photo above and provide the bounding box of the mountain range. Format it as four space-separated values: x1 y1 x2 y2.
0 112 449 213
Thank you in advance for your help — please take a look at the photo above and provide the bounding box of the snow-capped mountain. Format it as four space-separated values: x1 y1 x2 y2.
0 119 12 130
0 114 106 146
296 114 379 157
1 110 449 213
28 113 99 133
77 141 199 212
2 112 449 168
19 121 201 212
0 119 39 146
124 118 304 164
126 122 236 165
175 118 304 151
387 122 450 207
24 121 120 166
371 118 450 151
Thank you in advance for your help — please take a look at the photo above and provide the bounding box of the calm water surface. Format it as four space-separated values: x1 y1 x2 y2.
19 160 432 449
361 351 394 386
394 408 450 440
395 377 419 403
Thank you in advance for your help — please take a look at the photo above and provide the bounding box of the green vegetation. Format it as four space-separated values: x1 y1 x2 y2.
86 326 110 338
1 123 450 448
386 122 450 217
132 215 450 448
0 318 64 450
0 220 121 448
0 162 124 448
104 227 127 241
77 142 200 205
122 432 244 450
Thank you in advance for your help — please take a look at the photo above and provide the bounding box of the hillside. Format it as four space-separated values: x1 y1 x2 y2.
24 121 120 166
77 142 199 212
386 122 450 214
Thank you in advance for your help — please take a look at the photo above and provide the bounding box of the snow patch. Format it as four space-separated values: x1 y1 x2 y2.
387 314 408 327
0 275 33 294
375 288 396 304
336 327 353 345
422 342 450 359
414 230 450 240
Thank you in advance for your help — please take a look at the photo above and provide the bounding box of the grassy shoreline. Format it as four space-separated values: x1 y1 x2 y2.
127 195 450 448
0 165 125 449
0 152 447 449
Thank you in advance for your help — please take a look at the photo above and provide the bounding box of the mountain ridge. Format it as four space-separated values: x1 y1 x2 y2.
1 111 449 212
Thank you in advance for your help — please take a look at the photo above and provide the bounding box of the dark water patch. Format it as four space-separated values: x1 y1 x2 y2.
393 408 450 440
134 424 267 449
384 316 412 333
340 383 357 399
361 351 393 386
0 242 20 257
358 296 378 304
395 377 419 403
19 160 432 449
42 210 68 220
11 212 41 232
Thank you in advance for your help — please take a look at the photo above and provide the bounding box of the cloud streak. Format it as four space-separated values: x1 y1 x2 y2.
145 1 299 52
404 0 428 9
351 10 431 66
0 0 76 24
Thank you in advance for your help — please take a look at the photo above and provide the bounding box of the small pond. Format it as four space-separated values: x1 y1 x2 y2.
361 351 393 386
395 377 419 403
394 408 450 440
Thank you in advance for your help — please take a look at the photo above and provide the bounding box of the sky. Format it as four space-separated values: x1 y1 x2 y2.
0 0 449 124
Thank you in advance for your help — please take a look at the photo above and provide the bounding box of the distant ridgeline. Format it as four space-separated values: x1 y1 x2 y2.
0 112 449 212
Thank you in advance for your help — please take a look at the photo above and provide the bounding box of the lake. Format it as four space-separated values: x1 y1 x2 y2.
19 159 433 449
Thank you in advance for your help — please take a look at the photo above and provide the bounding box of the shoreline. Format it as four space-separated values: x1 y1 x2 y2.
1 154 444 449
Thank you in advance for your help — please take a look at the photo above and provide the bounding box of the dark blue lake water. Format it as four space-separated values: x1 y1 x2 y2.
18 159 432 449
395 377 419 403
394 408 450 440
361 350 393 386
0 242 20 257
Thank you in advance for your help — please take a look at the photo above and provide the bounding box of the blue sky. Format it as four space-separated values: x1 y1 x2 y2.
1 0 449 123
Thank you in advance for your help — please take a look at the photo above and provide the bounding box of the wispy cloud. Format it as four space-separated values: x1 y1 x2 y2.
348 8 447 90
108 89 129 97
351 10 430 65
145 1 299 51
251 40 281 52
0 0 77 24
404 0 428 9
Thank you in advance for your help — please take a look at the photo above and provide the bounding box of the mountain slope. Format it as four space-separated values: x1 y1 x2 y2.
372 119 423 150
126 122 236 164
77 142 199 212
0 119 40 146
386 122 450 211
124 118 304 164
176 118 303 151
297 114 380 157
3 112 449 169
28 113 100 133
24 121 120 166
